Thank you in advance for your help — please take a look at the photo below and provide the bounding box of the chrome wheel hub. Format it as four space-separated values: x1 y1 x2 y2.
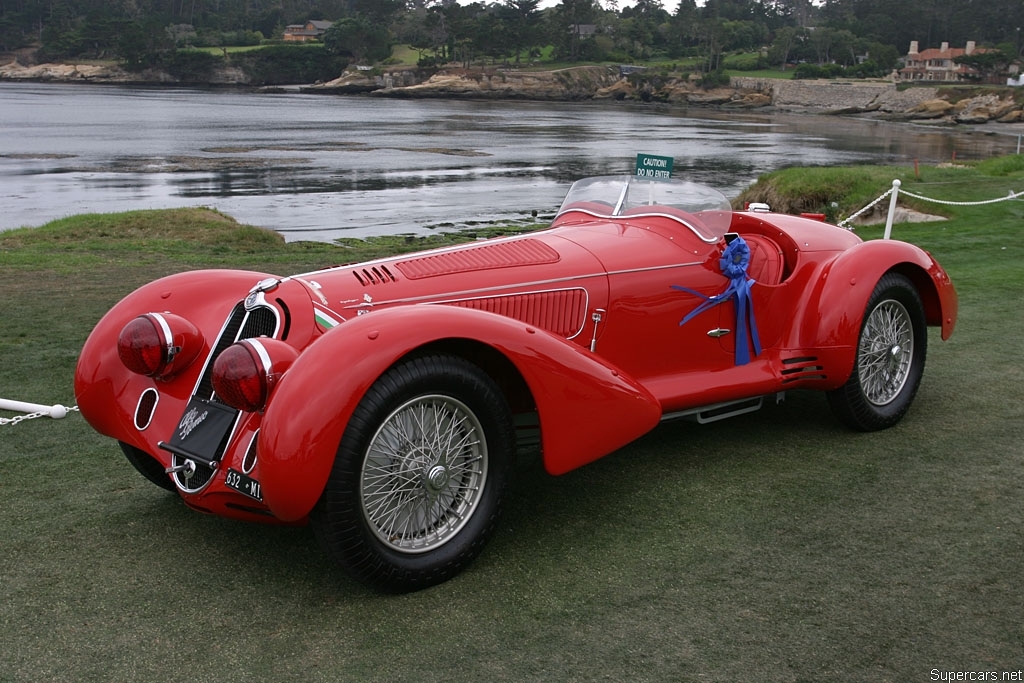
859 299 914 406
426 464 450 492
360 395 488 554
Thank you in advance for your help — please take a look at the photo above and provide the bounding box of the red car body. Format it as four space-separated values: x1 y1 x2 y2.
75 176 957 590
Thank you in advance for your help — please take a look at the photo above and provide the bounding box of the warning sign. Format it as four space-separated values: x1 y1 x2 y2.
635 153 673 180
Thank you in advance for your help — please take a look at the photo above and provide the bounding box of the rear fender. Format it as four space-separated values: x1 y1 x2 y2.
258 305 662 522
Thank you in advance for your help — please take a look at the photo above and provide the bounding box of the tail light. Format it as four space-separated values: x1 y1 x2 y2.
212 338 298 413
118 313 203 379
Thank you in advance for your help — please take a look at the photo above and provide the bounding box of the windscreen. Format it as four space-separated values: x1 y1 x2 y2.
555 175 733 241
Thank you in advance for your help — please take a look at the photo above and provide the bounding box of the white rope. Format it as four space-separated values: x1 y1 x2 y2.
838 182 1024 232
898 187 1024 206
838 188 894 229
0 398 78 426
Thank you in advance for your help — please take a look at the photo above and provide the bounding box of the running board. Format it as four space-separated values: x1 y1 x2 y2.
661 393 784 425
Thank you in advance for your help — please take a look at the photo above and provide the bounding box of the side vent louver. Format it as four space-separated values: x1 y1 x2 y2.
353 265 397 286
780 356 827 383
444 289 589 339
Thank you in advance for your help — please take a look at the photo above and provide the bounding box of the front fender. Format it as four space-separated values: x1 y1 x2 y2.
258 305 662 522
75 269 277 444
795 239 957 376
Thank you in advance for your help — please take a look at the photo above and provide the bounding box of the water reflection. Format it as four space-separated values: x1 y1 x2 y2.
1 82 1019 241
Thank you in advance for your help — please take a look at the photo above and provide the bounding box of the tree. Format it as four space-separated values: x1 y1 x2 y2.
550 0 598 61
9 0 1024 78
347 0 406 26
473 9 512 64
808 26 858 65
956 49 1011 83
501 0 541 64
767 25 804 69
117 18 175 69
618 0 671 59
864 39 898 70
695 17 728 72
442 2 488 67
323 16 390 63
664 0 700 58
766 0 812 28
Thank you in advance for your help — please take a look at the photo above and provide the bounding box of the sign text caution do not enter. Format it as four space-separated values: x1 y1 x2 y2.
635 153 673 180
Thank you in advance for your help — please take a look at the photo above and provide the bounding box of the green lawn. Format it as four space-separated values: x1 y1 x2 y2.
2 161 1023 681
190 43 322 56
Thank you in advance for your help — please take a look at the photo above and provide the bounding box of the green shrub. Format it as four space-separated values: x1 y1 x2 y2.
234 45 348 85
792 63 842 79
165 50 222 81
699 68 730 89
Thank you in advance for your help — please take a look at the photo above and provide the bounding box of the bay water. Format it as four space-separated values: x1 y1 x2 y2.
1 82 1018 242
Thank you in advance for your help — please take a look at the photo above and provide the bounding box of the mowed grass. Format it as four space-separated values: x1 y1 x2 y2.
1 161 1023 681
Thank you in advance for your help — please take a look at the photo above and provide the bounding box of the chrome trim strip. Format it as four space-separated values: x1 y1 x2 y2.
190 305 244 397
554 208 720 244
189 303 280 397
337 262 702 311
242 430 259 474
150 312 175 358
612 184 629 215
246 338 274 374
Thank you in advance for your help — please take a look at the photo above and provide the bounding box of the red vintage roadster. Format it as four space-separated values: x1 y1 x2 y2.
75 175 957 591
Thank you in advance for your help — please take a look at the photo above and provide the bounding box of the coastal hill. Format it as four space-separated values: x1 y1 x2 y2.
3 59 1024 127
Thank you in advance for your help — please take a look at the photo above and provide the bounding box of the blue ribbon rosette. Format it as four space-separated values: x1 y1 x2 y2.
673 236 762 365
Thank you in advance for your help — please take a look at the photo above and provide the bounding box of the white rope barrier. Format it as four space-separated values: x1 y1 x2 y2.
0 398 78 426
898 187 1024 206
839 180 1024 238
837 186 895 229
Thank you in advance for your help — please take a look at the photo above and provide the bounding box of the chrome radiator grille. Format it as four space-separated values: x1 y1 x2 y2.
172 301 279 493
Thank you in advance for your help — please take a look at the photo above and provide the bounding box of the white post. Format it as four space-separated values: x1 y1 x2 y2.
0 398 69 419
883 179 901 240
1018 134 1022 155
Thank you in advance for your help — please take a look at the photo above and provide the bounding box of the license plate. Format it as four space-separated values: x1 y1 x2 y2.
224 468 263 502
160 397 239 465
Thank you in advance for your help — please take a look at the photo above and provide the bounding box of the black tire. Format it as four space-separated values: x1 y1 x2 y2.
310 354 515 592
827 272 927 431
119 441 177 493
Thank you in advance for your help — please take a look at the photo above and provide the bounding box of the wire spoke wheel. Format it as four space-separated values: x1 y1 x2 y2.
857 299 914 406
311 354 514 592
827 272 927 432
361 395 488 554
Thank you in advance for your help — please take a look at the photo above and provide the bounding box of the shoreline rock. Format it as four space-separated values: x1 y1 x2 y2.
3 59 1024 128
0 61 139 82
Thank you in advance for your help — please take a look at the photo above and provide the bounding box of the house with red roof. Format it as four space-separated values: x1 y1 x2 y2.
899 41 988 82
283 20 333 42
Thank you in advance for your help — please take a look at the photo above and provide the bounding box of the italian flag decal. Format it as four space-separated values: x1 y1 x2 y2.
313 306 340 330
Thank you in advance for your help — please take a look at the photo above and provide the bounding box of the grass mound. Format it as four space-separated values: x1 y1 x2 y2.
0 208 283 253
734 156 1024 222
733 166 890 218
